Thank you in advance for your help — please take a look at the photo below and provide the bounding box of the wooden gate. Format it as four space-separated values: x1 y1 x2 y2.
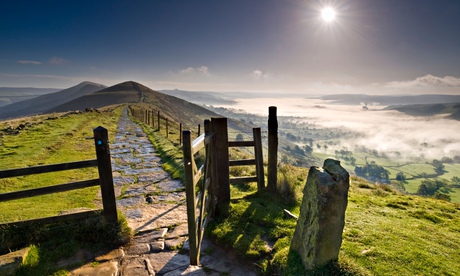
183 117 265 265
183 120 213 265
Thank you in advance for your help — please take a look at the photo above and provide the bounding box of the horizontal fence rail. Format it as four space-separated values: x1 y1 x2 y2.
0 160 98 179
0 126 117 227
228 127 265 191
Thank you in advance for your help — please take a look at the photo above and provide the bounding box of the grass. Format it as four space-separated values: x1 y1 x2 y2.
207 165 460 275
0 107 134 274
11 212 132 276
0 108 122 223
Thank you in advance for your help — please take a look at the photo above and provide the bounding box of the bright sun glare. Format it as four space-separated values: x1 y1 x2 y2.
321 7 336 22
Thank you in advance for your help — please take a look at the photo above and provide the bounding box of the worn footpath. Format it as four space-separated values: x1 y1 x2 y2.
70 109 256 275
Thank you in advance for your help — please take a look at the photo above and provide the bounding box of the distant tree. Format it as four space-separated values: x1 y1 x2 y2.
236 134 244 141
451 176 460 185
417 179 448 196
349 157 356 166
293 145 305 156
396 172 407 183
434 191 451 202
441 157 453 164
354 161 390 181
316 144 321 149
323 145 328 151
304 145 313 154
432 159 445 175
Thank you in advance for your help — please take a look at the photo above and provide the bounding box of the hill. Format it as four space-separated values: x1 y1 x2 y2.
49 81 251 132
0 82 106 120
0 87 60 107
384 102 460 120
316 94 460 106
161 89 237 105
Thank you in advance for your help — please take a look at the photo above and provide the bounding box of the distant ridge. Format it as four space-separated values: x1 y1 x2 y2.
317 94 460 106
0 87 61 107
0 81 106 120
384 102 460 120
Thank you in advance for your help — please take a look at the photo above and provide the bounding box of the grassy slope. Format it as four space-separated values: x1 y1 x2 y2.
0 107 122 223
208 171 460 275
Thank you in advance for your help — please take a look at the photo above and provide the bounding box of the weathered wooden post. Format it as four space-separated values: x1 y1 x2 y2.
93 126 118 223
179 123 182 145
183 130 199 265
268 106 278 192
197 124 201 136
253 127 265 192
291 159 349 270
158 111 160 131
211 118 230 206
166 118 169 137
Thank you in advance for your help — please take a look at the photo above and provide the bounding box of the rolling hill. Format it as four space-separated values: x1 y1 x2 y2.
384 102 460 120
0 87 60 107
0 82 106 120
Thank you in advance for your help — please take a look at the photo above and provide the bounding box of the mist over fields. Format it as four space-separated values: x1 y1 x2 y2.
215 97 460 160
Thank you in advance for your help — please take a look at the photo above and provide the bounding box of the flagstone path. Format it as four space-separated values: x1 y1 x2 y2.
70 109 256 275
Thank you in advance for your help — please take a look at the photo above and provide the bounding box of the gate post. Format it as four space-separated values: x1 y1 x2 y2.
93 126 118 223
211 118 230 206
253 127 265 192
268 106 278 192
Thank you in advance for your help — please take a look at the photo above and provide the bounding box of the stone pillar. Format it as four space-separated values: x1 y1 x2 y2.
290 158 349 270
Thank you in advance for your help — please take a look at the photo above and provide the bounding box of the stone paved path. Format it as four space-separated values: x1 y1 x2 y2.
70 109 256 276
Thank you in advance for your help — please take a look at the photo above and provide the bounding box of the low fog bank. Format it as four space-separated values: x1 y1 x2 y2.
217 98 460 160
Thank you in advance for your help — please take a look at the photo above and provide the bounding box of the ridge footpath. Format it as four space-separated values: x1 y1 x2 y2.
69 109 256 275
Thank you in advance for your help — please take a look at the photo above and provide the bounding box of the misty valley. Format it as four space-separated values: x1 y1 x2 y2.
206 96 460 204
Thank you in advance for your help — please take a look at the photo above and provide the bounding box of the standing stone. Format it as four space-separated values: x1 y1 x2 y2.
290 158 349 270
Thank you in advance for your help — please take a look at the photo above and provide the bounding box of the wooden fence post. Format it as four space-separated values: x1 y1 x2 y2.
93 126 118 223
211 117 230 205
157 111 161 131
253 127 265 192
183 130 199 265
198 124 201 136
166 118 169 137
268 106 278 192
180 123 182 145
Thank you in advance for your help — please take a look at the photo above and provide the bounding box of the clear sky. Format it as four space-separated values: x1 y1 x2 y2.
1 0 460 94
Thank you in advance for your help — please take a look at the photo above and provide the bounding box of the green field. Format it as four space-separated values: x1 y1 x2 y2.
313 149 460 204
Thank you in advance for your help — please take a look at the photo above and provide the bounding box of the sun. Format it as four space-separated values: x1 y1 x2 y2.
321 7 336 22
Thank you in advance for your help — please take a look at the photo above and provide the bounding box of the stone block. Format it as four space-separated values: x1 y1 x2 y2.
290 158 349 270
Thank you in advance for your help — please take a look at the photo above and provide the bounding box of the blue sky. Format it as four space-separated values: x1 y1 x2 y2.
1 0 460 94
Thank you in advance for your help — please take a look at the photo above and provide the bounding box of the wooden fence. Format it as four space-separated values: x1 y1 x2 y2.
229 127 264 190
0 126 117 227
128 105 201 144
